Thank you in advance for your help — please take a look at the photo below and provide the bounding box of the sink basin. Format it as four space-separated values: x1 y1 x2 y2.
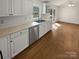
35 20 45 23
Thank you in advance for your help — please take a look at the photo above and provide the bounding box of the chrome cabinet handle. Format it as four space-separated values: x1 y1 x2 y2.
0 50 3 59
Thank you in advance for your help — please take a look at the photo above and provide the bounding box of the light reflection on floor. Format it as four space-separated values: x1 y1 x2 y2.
56 51 77 58
52 23 61 31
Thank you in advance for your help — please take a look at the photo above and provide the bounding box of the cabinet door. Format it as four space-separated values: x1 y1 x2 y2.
39 23 45 38
46 21 52 32
42 3 47 14
0 0 9 16
48 21 52 31
12 0 22 16
19 29 29 50
39 22 50 38
44 22 48 34
22 0 33 16
10 29 29 58
46 22 50 32
39 24 43 38
0 36 10 59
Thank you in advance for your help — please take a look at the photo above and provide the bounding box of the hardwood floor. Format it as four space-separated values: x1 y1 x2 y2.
13 22 79 59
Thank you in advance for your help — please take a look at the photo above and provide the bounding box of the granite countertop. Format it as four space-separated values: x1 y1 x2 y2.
0 22 40 37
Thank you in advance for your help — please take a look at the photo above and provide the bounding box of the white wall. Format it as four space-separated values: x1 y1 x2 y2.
58 3 79 24
0 0 42 29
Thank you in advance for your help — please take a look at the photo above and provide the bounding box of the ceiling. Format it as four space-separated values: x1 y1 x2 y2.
40 0 79 6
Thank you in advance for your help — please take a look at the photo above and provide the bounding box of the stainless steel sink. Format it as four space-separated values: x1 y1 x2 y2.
35 20 45 23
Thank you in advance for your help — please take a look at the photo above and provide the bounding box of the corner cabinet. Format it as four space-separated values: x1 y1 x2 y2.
10 29 29 58
0 35 11 59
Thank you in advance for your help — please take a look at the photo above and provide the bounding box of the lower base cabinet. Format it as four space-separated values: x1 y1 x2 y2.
10 29 29 58
0 21 52 59
0 36 11 59
39 21 52 38
39 22 45 38
47 21 52 32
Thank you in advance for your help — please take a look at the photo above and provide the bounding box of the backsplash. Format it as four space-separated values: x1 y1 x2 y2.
0 16 34 29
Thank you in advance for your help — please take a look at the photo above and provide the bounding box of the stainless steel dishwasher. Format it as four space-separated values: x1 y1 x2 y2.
29 25 39 45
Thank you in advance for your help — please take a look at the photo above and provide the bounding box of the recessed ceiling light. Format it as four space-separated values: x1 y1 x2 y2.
68 1 75 7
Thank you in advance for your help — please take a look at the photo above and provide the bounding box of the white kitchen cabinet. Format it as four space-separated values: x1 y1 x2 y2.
42 2 50 15
39 22 46 38
12 0 35 16
10 29 29 58
39 21 52 38
22 0 33 16
0 0 22 17
11 0 22 16
0 0 9 17
0 0 35 17
49 21 52 30
0 35 11 59
39 23 44 38
42 3 47 14
46 21 52 32
44 22 48 34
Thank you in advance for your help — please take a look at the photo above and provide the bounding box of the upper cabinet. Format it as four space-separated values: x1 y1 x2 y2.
0 0 9 16
0 0 23 17
42 3 47 14
22 0 33 16
0 0 33 17
11 0 33 16
0 0 42 17
42 2 50 14
11 0 22 16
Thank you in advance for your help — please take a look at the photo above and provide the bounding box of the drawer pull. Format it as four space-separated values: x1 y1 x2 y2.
10 40 13 43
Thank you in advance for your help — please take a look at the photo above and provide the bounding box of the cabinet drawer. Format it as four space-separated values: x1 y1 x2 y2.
10 32 19 39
